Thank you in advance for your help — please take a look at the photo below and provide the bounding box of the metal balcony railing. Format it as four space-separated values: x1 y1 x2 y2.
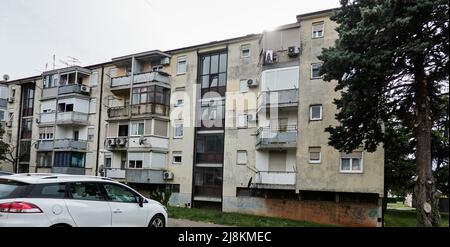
256 125 297 149
257 89 299 110
111 71 170 88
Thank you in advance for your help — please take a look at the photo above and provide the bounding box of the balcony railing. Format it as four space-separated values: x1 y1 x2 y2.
58 84 90 95
111 71 170 88
107 103 169 118
258 89 299 110
254 171 296 185
36 140 54 150
125 169 164 184
41 87 58 98
256 125 297 149
52 167 85 175
56 112 89 125
54 139 87 150
105 168 126 179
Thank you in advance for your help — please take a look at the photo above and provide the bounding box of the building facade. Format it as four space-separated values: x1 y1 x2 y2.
1 9 384 226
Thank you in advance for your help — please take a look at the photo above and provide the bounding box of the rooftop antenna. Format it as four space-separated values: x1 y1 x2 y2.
2 74 9 81
52 54 56 70
67 56 80 66
59 59 69 68
45 63 48 71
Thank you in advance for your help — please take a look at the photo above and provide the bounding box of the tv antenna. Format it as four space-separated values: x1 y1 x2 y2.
67 56 80 66
59 59 70 67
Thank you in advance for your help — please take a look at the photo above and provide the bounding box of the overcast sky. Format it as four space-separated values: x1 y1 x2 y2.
0 0 340 80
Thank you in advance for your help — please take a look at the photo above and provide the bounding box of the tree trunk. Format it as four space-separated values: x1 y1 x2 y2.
414 62 440 227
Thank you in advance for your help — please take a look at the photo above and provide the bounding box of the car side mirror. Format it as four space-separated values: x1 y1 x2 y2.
138 196 144 207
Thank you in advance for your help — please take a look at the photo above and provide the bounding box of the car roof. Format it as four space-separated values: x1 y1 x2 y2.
1 173 119 184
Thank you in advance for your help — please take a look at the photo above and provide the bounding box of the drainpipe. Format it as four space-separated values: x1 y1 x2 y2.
95 66 105 176
14 85 22 173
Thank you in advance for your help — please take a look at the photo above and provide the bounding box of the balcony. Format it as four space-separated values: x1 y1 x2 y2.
253 171 296 187
58 84 90 96
36 140 54 151
256 126 297 150
105 168 126 179
107 103 169 119
41 87 58 99
111 71 170 88
39 112 56 124
56 112 89 125
52 167 85 175
54 139 87 151
257 89 299 111
125 169 164 184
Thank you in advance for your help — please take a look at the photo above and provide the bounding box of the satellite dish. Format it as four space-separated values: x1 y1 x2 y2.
3 74 9 81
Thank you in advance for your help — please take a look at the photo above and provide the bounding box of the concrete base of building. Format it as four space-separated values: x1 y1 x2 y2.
223 196 381 227
169 193 192 208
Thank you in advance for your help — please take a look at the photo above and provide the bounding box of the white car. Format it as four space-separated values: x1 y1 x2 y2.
0 173 168 227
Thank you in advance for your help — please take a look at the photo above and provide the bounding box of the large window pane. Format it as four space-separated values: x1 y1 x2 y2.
219 53 227 73
202 57 210 75
210 55 219 74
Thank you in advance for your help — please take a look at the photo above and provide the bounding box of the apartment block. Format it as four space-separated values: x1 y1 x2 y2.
1 8 384 226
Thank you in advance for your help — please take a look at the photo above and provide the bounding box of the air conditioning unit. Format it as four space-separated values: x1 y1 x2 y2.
117 137 127 146
163 171 174 180
80 85 90 93
7 97 14 103
107 138 116 146
288 46 300 57
5 121 12 127
247 79 258 88
160 57 170 65
247 114 257 122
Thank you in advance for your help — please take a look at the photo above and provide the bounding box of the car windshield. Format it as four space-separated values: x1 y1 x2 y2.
0 179 28 199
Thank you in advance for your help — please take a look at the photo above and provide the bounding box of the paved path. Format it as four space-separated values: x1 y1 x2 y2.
168 218 230 227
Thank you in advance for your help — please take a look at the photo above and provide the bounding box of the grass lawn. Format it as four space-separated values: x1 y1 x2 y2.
384 209 449 227
167 206 333 227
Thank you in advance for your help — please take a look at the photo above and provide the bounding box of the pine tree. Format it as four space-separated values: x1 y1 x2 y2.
319 0 449 226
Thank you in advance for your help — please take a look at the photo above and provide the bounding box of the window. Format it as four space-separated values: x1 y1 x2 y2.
89 99 97 113
312 22 324 38
239 79 249 93
177 56 187 75
29 183 66 199
54 152 85 168
58 103 73 112
152 65 163 72
69 182 104 201
310 105 323 121
311 63 322 79
102 183 138 203
241 44 251 58
173 151 182 164
174 124 183 138
131 85 170 106
200 99 225 128
237 114 248 128
129 160 143 169
0 110 4 121
36 152 52 167
109 68 117 77
90 71 99 86
340 152 363 173
104 156 111 168
237 150 248 165
39 127 54 140
309 147 321 163
88 127 95 141
175 99 184 107
130 122 144 136
154 120 168 137
199 52 227 96
261 66 299 91
20 118 33 139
